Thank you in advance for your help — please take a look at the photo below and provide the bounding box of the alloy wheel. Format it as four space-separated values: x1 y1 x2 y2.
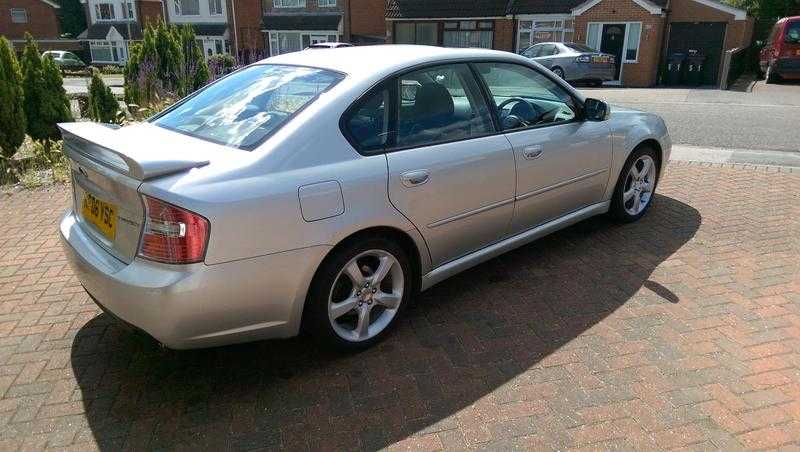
622 155 656 216
327 249 404 342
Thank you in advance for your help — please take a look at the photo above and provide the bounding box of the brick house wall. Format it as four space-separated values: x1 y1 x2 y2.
493 18 515 51
348 0 384 38
138 0 164 27
572 0 665 87
0 0 60 41
230 0 265 52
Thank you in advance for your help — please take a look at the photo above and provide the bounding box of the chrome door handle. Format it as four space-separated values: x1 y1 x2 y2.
523 145 544 160
400 170 430 187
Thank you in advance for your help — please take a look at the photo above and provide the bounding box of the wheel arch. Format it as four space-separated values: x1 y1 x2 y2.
298 225 425 331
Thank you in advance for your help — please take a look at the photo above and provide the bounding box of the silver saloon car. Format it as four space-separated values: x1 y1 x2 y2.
59 45 670 350
521 42 616 86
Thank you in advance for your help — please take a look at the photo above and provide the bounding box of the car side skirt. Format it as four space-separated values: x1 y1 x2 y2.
420 201 611 291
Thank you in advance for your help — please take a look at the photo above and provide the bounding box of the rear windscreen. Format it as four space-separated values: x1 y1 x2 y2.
153 64 343 150
787 21 800 43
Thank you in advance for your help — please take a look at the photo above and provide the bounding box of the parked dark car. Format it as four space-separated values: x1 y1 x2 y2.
42 51 86 70
760 16 800 83
520 42 616 86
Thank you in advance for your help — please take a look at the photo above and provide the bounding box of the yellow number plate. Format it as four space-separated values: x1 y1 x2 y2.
81 192 117 240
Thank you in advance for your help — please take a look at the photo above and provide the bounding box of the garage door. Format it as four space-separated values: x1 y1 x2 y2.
667 22 726 86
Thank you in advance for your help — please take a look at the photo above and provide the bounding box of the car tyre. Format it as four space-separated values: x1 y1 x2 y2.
304 236 412 350
610 146 659 223
552 67 566 79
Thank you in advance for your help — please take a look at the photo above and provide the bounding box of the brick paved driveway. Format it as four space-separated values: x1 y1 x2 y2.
0 162 799 451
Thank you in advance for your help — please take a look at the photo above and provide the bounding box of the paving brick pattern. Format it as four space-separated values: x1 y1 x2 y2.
0 161 799 451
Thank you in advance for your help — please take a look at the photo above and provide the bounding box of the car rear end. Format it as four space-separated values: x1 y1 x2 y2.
775 18 800 79
563 44 616 83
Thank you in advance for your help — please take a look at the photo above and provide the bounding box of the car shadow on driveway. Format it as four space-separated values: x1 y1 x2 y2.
70 194 700 451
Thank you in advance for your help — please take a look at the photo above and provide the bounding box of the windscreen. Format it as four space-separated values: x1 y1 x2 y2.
153 64 343 149
786 21 800 43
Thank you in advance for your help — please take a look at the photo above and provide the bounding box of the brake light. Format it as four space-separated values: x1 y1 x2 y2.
138 195 209 264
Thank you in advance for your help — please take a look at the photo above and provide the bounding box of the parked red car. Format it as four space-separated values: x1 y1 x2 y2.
760 16 800 83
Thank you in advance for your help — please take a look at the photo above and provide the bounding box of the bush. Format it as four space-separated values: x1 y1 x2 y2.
87 69 119 123
22 38 72 142
208 53 237 79
175 25 210 95
0 37 26 183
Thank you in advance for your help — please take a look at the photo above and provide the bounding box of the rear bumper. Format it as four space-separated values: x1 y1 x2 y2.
776 58 800 78
568 65 616 81
60 209 329 349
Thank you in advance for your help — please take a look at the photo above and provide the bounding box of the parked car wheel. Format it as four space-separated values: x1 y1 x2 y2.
552 67 565 79
610 147 659 223
304 237 412 349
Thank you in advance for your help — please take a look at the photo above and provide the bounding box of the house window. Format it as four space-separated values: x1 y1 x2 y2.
394 22 438 46
174 0 200 15
443 21 493 49
10 8 27 23
625 22 642 62
90 40 127 63
516 19 574 52
268 31 338 55
274 0 306 7
121 1 135 20
95 3 116 20
208 0 223 15
318 0 336 6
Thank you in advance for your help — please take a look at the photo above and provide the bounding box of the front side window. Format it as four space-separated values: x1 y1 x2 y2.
154 65 343 149
474 62 578 131
10 8 27 23
396 63 494 147
95 3 115 20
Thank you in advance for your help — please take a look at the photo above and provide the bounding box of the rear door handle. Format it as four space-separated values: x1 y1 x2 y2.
400 170 430 187
522 145 544 160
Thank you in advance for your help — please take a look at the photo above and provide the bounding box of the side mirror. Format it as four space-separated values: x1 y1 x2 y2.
584 98 610 121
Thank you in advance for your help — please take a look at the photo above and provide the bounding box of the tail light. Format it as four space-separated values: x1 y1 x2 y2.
138 195 209 264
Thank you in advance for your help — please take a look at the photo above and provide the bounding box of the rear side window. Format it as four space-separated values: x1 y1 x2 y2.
154 64 343 150
343 87 390 153
786 21 800 43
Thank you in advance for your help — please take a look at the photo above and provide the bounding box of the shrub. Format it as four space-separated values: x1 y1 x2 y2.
0 37 26 183
208 53 237 79
175 25 209 95
87 69 119 123
35 44 73 142
155 23 183 92
21 34 50 142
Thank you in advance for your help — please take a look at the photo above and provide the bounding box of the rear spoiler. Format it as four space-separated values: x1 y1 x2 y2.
58 122 209 181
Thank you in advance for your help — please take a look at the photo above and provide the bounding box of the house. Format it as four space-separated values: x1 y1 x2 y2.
262 0 345 56
164 0 229 57
384 0 754 87
77 0 156 64
0 0 82 51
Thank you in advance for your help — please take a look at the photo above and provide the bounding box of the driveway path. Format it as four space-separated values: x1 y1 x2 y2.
0 162 799 450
